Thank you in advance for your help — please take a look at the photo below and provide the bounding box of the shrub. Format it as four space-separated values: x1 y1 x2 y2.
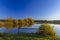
36 23 57 37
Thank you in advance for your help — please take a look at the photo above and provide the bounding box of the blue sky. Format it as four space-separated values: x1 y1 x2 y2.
0 0 60 20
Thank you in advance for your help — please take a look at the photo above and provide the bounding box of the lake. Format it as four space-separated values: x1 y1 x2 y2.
0 24 60 36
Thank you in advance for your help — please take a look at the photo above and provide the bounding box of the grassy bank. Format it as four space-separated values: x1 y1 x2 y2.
0 32 60 40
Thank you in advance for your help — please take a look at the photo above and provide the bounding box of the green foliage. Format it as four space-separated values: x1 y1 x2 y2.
36 23 57 37
0 32 59 40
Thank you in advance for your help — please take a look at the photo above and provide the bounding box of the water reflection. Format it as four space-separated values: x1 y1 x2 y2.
0 24 60 36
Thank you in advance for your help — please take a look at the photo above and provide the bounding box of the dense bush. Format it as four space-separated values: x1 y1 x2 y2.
36 23 57 37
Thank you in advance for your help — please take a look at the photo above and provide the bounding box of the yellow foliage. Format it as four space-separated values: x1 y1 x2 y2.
14 20 19 28
18 19 25 28
24 18 34 27
37 23 56 37
0 18 35 29
4 18 13 30
0 21 4 28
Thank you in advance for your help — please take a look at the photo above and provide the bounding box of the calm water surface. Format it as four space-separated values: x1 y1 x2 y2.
0 24 60 36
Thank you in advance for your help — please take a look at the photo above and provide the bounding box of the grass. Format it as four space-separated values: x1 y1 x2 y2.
0 32 59 40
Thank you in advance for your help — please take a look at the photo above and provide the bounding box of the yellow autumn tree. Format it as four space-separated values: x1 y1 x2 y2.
4 18 13 30
24 18 34 27
0 21 4 28
13 20 18 28
13 19 25 28
36 23 57 37
18 19 25 28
